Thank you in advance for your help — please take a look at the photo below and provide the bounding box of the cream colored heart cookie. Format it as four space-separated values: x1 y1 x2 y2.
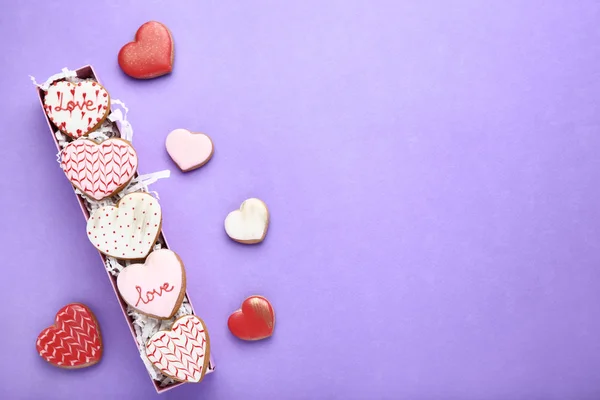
86 193 162 259
224 198 269 244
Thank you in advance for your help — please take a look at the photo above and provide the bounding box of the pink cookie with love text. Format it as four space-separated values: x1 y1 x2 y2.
60 139 138 201
44 81 110 139
117 249 186 319
165 129 214 172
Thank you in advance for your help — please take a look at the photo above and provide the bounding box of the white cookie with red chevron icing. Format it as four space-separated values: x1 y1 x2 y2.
145 315 211 383
60 138 138 201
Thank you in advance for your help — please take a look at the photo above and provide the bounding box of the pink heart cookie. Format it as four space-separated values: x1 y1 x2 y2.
60 139 138 201
165 129 214 172
44 81 110 139
86 193 162 260
117 249 185 319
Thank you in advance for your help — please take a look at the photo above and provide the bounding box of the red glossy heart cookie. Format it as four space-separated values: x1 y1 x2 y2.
228 295 275 341
118 21 174 79
36 303 102 369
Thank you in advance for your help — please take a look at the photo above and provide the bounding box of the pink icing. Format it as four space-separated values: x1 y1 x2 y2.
165 129 214 171
117 249 183 319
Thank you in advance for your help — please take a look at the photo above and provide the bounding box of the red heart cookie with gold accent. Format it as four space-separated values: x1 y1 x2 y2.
60 138 138 201
146 315 211 383
227 295 275 341
44 80 110 139
36 303 103 369
118 21 174 79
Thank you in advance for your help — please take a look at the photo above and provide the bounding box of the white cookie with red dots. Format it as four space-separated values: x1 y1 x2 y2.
44 80 111 139
87 193 162 260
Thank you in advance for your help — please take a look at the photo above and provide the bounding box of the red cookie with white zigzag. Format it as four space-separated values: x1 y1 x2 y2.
44 80 111 139
60 138 138 201
146 315 210 383
36 303 103 369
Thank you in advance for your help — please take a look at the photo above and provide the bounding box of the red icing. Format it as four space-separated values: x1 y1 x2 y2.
227 296 275 341
118 21 174 79
36 303 102 368
54 92 95 112
134 283 174 306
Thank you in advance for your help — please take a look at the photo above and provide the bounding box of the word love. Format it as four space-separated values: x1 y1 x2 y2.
135 283 174 306
44 81 110 139
54 94 96 112
117 249 186 319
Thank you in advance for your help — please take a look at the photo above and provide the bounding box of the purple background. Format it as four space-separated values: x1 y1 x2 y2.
2 1 600 399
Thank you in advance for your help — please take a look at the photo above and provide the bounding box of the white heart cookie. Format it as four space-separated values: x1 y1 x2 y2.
224 198 269 244
44 80 110 139
87 193 162 259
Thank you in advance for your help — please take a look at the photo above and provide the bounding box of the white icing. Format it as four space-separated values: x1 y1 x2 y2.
87 193 162 260
44 81 110 138
224 198 269 243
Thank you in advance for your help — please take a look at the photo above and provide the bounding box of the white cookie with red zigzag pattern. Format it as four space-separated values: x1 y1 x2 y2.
60 138 138 201
145 315 211 383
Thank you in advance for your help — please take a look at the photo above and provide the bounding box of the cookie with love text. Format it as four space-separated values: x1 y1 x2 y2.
117 249 186 319
118 21 174 79
87 193 162 260
228 296 275 341
36 303 102 369
60 138 138 201
146 315 211 383
44 80 110 139
165 129 214 172
224 198 269 244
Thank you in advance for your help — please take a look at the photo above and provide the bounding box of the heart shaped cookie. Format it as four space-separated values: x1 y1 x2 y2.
118 21 174 79
44 80 110 139
225 198 269 244
87 193 162 260
165 129 214 171
60 138 138 200
146 315 210 383
117 249 186 319
36 303 102 369
228 296 275 341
